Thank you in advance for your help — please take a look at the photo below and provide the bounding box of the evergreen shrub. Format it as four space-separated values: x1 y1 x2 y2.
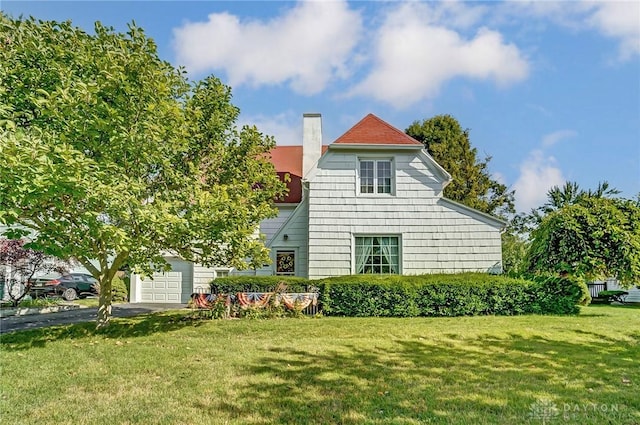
210 276 312 294
208 273 588 317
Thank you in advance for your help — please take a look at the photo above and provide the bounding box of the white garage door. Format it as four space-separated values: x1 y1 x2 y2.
140 259 193 303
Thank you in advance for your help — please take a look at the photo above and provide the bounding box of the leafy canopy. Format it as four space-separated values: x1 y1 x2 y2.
406 114 514 219
0 15 286 326
528 193 640 287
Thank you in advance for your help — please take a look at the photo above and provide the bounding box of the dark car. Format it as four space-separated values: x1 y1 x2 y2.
29 273 99 301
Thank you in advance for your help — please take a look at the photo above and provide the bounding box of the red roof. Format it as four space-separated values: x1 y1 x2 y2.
270 146 302 203
271 146 303 177
333 113 423 145
270 114 422 203
270 145 328 203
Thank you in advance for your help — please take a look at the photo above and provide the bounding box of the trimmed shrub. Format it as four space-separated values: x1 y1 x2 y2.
597 290 628 304
207 273 587 317
319 273 587 317
525 274 590 314
111 275 129 302
210 276 312 294
92 276 129 302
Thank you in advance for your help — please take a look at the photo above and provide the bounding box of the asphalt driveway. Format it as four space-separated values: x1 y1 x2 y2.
0 303 187 334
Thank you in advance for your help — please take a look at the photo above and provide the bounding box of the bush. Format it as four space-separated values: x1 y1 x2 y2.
319 273 587 317
210 276 312 294
525 274 590 314
111 276 129 302
597 290 628 304
206 274 587 318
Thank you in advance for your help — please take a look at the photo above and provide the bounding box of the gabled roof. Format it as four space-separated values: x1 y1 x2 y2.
333 113 423 146
270 113 426 203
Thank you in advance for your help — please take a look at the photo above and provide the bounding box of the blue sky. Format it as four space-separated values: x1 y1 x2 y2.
3 1 639 212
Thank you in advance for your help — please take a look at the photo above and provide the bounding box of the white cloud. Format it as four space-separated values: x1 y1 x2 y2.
498 1 640 60
513 149 566 212
588 1 640 60
348 2 529 108
541 129 577 148
240 112 302 146
172 0 362 95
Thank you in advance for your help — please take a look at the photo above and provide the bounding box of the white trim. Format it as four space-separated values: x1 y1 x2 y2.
352 234 402 275
357 157 396 196
438 198 507 229
329 143 422 151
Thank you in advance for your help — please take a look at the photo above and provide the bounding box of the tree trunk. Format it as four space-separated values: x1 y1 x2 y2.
96 275 113 329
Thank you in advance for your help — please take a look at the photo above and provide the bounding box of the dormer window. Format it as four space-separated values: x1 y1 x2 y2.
359 159 393 195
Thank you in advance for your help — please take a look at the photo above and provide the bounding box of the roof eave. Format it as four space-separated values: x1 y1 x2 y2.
329 143 423 151
439 198 508 229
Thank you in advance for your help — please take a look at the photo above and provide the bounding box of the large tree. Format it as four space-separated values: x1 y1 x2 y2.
0 16 285 327
406 115 515 219
528 194 640 287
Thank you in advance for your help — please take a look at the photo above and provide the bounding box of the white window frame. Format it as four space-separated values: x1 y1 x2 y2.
358 158 395 196
353 235 401 275
214 269 230 279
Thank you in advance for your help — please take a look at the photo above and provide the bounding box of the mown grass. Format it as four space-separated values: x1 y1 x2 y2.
1 305 638 424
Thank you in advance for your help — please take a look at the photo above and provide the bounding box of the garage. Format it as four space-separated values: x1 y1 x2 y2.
137 258 193 303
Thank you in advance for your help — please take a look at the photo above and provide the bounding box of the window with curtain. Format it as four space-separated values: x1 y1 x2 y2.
359 159 393 194
355 236 400 274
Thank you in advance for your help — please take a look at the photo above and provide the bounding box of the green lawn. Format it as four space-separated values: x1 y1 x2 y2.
1 306 638 425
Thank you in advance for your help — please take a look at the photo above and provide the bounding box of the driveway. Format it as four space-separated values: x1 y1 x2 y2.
0 303 187 334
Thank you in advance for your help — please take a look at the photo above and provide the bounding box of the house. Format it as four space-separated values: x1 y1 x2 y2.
129 113 506 303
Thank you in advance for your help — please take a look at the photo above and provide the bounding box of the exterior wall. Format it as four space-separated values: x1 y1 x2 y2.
193 264 216 293
192 264 232 292
306 149 503 279
260 205 295 243
268 200 310 278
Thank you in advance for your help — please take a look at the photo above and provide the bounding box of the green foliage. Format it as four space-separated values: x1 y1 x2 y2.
110 275 128 302
524 274 591 315
15 297 59 308
406 115 514 218
210 276 312 294
501 231 530 277
319 273 587 317
528 196 640 288
597 290 628 304
0 15 285 326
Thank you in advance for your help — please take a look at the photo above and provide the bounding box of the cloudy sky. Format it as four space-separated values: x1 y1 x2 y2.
4 1 639 212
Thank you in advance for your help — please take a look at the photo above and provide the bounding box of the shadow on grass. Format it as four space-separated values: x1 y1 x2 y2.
212 331 639 424
0 310 208 350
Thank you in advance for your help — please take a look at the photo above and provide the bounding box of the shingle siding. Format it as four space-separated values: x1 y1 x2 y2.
305 149 504 279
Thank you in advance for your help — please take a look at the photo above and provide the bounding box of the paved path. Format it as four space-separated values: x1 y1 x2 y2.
0 303 187 334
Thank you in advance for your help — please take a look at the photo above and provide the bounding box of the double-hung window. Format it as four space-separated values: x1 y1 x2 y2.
355 236 400 274
359 159 393 194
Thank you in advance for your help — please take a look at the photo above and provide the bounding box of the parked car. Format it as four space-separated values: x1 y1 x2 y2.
29 273 99 301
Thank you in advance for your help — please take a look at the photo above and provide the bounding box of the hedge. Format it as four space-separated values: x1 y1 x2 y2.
210 273 589 317
320 273 590 317
210 276 313 294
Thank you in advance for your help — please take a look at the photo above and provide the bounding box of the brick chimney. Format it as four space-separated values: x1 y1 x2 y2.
302 113 322 179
